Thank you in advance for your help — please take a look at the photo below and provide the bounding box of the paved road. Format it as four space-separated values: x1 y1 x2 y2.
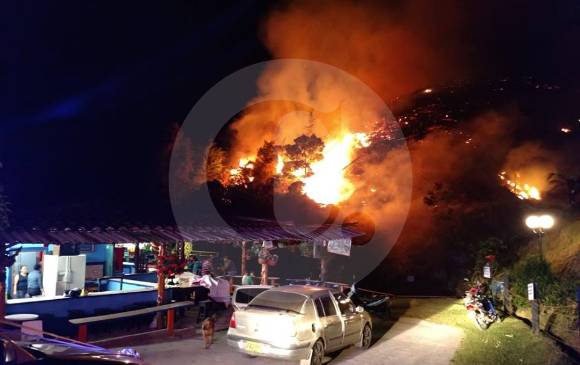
127 317 463 365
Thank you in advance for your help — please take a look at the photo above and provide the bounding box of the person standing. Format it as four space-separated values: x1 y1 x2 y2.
12 266 29 299
222 256 238 276
201 256 213 276
27 263 43 297
241 271 254 285
191 256 202 275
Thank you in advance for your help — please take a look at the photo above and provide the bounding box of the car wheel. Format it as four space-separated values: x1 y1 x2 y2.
357 324 372 349
309 340 325 365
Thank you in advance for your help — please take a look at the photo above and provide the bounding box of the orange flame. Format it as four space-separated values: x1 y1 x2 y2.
227 133 370 205
301 132 369 205
498 171 541 200
275 155 284 174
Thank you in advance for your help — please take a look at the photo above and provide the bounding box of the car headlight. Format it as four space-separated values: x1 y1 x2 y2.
117 348 141 359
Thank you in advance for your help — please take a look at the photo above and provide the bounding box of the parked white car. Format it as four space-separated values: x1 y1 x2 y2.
227 285 372 365
231 285 272 311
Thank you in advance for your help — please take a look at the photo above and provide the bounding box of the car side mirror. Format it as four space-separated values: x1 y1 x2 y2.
355 306 364 314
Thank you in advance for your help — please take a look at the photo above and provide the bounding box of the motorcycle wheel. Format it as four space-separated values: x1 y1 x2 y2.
474 314 489 330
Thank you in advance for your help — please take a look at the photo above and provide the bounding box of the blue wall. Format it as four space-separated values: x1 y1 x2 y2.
6 289 167 336
105 279 154 291
85 244 113 277
124 272 157 283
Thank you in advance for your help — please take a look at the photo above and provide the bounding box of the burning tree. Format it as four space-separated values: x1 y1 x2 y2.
218 130 371 208
282 134 324 179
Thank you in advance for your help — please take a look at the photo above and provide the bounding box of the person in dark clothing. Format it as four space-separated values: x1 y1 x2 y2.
13 266 29 299
188 255 202 275
27 263 43 297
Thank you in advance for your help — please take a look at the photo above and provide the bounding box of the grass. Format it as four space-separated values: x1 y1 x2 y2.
390 297 577 365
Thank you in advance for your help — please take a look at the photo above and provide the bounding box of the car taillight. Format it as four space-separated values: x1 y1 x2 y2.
229 313 237 329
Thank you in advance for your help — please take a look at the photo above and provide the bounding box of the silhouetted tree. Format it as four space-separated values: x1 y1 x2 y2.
549 173 580 206
283 134 324 177
0 163 17 317
253 141 279 185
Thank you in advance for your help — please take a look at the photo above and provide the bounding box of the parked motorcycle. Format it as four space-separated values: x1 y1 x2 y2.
464 283 498 330
346 284 391 320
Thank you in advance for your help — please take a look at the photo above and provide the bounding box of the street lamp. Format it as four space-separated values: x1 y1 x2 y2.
524 213 555 335
525 214 555 259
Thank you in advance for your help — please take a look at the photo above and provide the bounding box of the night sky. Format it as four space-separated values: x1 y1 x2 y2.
1 1 579 226
1 2 273 224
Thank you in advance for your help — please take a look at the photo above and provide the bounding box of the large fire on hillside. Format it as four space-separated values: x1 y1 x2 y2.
227 131 372 206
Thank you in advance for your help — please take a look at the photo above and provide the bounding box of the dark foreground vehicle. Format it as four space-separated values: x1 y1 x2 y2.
0 320 143 365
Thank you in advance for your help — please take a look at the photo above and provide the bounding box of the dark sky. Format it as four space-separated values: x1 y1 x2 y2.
0 2 273 224
1 1 579 226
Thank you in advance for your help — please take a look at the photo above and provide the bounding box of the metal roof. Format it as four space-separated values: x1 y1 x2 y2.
0 221 362 245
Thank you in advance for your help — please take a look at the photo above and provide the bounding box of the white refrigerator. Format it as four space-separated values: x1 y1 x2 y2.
42 254 86 297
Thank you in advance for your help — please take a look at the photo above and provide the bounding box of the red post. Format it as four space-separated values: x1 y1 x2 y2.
167 309 175 336
78 324 88 342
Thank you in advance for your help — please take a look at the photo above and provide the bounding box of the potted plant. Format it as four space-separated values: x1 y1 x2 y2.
157 254 186 285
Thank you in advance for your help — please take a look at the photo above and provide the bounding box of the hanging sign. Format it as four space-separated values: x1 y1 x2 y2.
483 264 492 279
262 241 274 249
327 239 352 256
527 283 535 301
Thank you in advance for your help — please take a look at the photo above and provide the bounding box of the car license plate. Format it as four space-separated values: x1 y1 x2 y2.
245 341 262 353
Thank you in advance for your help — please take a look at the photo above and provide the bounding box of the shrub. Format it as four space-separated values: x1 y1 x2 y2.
509 255 576 307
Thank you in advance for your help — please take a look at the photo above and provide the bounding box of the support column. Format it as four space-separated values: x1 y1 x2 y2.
319 243 330 282
157 244 166 306
241 241 247 276
134 242 141 273
156 243 166 329
531 299 540 334
78 324 88 342
261 262 269 286
167 309 175 336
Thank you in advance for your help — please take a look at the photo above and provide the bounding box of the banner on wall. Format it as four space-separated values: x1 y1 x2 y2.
327 239 352 256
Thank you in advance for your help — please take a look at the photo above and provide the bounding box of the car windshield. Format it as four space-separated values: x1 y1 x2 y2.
248 291 306 314
235 288 270 304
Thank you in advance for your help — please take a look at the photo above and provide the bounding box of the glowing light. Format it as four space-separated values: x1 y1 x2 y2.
525 215 540 229
238 158 254 168
539 214 555 229
526 214 555 230
276 155 284 174
423 88 433 94
561 128 571 134
291 169 306 178
354 132 371 147
239 158 248 167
